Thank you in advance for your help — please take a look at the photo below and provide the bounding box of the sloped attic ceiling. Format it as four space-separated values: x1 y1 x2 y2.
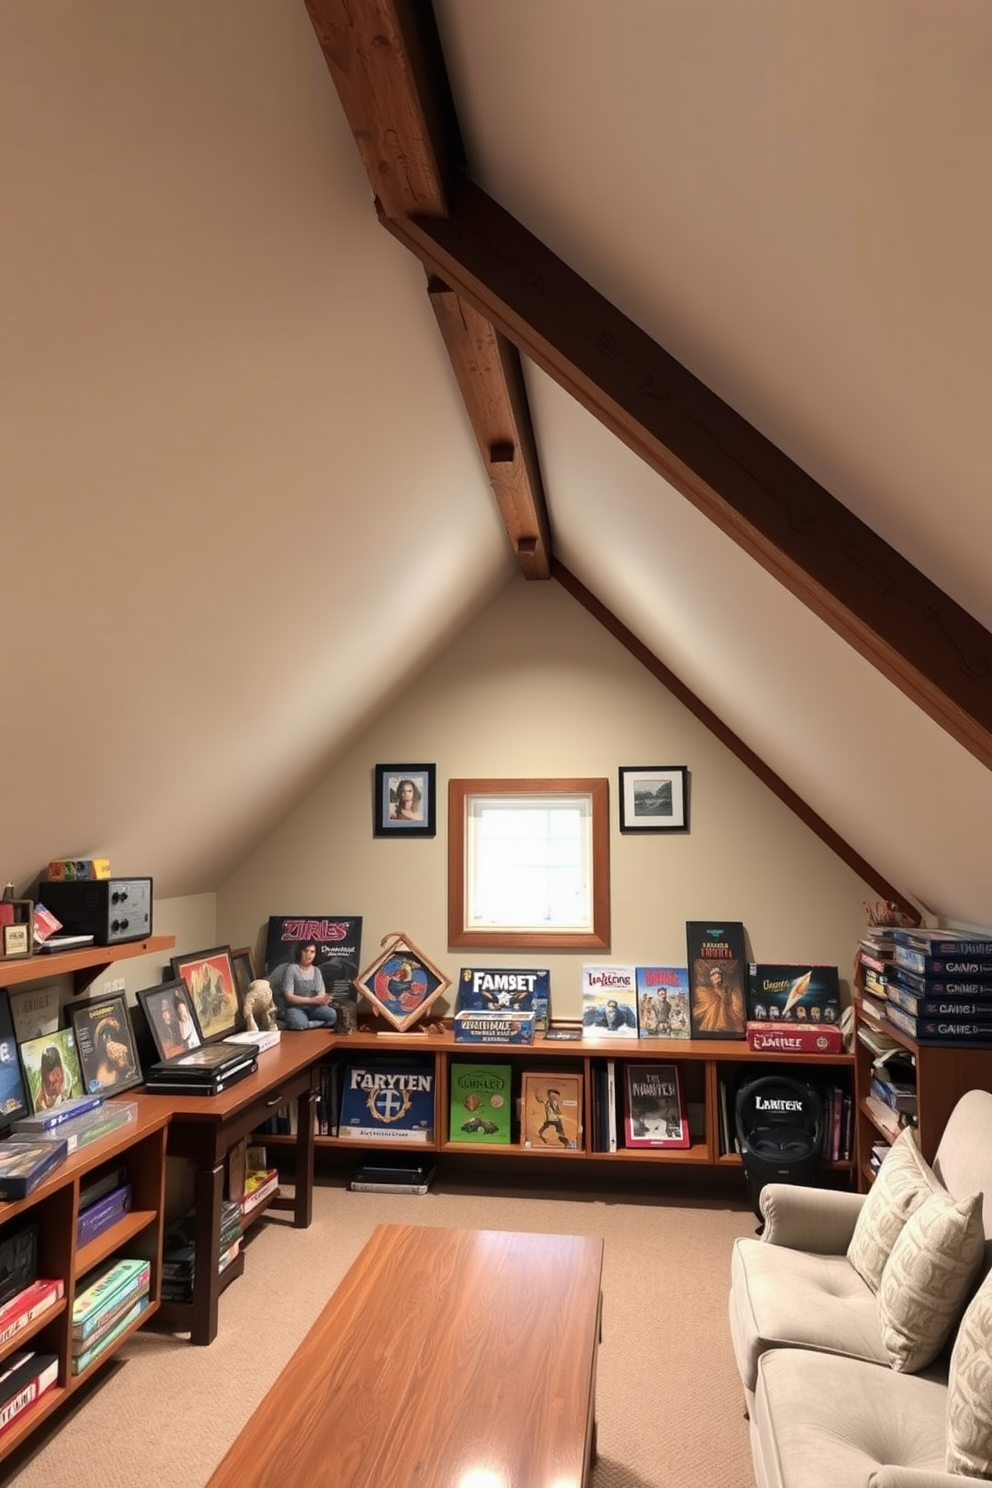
2 2 990 925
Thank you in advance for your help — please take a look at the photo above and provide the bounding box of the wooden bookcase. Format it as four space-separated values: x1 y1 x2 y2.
0 1103 170 1463
261 1027 855 1185
853 995 992 1188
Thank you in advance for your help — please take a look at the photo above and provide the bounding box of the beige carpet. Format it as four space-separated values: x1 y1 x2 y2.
3 1178 757 1488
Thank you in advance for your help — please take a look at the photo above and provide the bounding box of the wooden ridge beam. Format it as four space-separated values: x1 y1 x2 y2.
428 279 552 578
553 560 920 924
381 175 992 772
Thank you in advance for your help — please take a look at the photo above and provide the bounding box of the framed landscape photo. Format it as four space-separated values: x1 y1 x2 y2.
171 947 241 1043
19 1027 85 1114
373 763 436 838
69 992 142 1096
618 766 689 833
354 930 451 1033
137 979 203 1061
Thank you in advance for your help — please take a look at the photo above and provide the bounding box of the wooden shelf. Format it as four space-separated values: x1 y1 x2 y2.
0 933 175 996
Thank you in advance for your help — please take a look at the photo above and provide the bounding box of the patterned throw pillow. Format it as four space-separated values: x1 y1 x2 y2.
847 1127 941 1291
876 1189 985 1372
947 1266 992 1477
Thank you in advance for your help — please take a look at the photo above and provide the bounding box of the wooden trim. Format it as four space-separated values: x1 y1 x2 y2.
448 777 610 949
381 175 992 773
553 561 920 923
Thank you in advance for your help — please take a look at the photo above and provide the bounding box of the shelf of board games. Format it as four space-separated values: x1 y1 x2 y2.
259 1027 855 1177
0 934 175 997
853 994 992 1188
0 1101 170 1463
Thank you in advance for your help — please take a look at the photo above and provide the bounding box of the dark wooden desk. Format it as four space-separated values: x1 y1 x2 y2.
206 1223 604 1488
135 1030 331 1345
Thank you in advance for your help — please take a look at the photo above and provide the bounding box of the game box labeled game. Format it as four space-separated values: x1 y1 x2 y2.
520 1071 582 1149
448 1062 512 1143
338 1057 435 1142
746 964 841 1025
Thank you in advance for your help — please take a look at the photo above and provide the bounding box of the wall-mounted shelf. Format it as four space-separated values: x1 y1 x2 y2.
0 934 175 996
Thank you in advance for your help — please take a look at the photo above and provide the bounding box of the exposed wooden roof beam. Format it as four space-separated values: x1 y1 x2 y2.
428 279 552 579
382 174 992 774
305 0 550 577
554 562 920 924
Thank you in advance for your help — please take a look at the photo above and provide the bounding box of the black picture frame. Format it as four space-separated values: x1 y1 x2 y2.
136 979 203 1062
230 946 257 1007
373 763 437 838
69 992 143 1097
618 765 689 833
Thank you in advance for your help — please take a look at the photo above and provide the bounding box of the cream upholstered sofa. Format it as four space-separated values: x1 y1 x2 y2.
728 1088 992 1488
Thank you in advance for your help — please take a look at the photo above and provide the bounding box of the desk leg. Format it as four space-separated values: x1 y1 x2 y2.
190 1159 224 1346
294 1089 316 1227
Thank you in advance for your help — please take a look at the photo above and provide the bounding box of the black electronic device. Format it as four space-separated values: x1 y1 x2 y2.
36 877 153 946
735 1073 824 1221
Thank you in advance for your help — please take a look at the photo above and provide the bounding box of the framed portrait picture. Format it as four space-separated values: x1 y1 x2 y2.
170 947 241 1044
618 766 689 833
230 946 257 1008
19 1028 85 1114
69 992 142 1096
0 989 29 1125
354 930 451 1033
137 979 203 1062
373 763 436 838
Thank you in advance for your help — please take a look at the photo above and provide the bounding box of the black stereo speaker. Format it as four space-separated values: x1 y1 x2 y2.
36 877 153 945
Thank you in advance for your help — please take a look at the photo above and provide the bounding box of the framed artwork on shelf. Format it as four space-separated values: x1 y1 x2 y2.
618 766 689 833
373 764 436 838
230 946 257 1008
69 992 142 1096
136 979 203 1061
0 989 29 1124
19 1027 85 1114
170 945 241 1043
353 930 451 1033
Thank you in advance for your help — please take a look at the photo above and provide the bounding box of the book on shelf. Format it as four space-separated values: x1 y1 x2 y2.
864 1093 908 1142
0 1280 64 1351
581 967 638 1038
0 1352 58 1440
884 1003 992 1045
0 1139 68 1199
72 1258 150 1342
338 1056 434 1142
71 1296 149 1375
76 1182 133 1248
239 1167 280 1222
8 1100 137 1154
520 1070 582 1149
13 1092 104 1133
869 1073 917 1116
886 981 992 1020
605 1060 617 1152
635 966 690 1038
890 966 992 1000
860 965 889 1001
856 1023 908 1060
891 927 992 958
685 921 747 1039
448 1063 512 1144
5 984 60 1045
891 944 992 979
746 964 841 1025
223 1028 281 1051
622 1063 690 1149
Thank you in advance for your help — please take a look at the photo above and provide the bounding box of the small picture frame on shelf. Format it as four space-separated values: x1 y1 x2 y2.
373 764 436 838
137 979 203 1062
170 946 241 1044
69 992 143 1096
230 946 257 1008
0 898 34 960
353 930 451 1033
618 766 689 833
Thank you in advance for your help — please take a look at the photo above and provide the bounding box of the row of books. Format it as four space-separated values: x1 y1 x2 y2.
858 924 992 1045
161 1202 243 1303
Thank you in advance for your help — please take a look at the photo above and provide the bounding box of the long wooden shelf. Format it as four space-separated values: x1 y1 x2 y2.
0 933 175 995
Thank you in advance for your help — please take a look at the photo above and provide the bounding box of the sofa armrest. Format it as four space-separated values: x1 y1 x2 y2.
870 1469 990 1488
759 1183 866 1253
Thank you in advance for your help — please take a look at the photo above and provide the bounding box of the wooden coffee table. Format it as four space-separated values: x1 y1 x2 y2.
207 1222 604 1488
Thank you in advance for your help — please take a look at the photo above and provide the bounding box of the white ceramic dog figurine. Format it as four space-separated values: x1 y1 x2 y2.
242 978 278 1032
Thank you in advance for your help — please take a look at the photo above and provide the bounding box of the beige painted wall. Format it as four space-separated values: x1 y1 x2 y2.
215 578 874 1022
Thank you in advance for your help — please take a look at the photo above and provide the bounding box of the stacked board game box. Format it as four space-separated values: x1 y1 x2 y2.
8 1101 137 1155
885 927 992 1044
0 1351 58 1440
162 1201 242 1302
71 1257 150 1375
144 1044 257 1096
